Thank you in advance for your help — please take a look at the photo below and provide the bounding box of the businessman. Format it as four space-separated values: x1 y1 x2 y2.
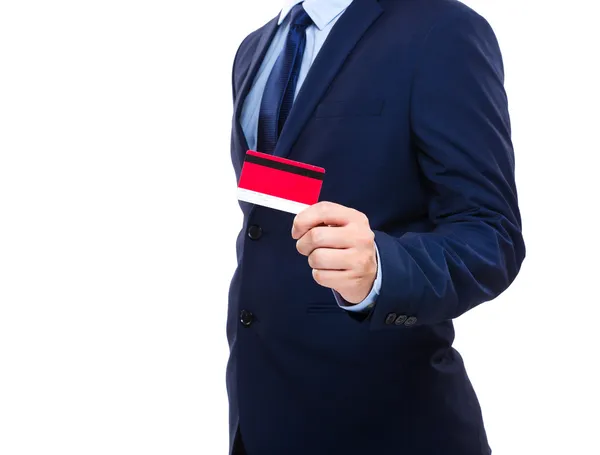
227 0 525 454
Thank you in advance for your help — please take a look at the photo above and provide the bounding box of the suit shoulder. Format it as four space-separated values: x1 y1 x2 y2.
233 18 276 66
429 0 495 33
382 0 494 34
423 0 500 52
236 29 261 56
402 0 504 77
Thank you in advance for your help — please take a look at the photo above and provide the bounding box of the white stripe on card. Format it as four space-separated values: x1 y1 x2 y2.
237 188 310 215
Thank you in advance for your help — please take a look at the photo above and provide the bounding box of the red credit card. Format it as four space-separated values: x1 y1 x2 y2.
237 150 325 214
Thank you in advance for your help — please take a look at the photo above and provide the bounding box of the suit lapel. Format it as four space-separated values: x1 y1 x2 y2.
233 16 279 156
274 0 384 159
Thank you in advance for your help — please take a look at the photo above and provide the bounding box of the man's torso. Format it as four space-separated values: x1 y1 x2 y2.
227 1 497 453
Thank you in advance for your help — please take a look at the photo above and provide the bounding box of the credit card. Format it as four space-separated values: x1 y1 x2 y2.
237 150 325 214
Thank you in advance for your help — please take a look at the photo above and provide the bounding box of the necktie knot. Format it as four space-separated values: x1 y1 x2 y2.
290 4 313 29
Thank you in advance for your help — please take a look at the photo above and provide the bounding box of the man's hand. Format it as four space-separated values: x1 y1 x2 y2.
292 201 377 305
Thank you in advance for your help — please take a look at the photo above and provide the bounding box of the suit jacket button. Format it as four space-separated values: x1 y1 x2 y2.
385 313 397 325
240 310 254 327
404 316 417 327
247 224 263 240
394 315 407 326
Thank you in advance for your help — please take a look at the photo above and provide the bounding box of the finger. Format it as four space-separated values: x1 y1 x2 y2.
292 201 357 239
295 225 355 256
307 247 355 271
311 268 354 290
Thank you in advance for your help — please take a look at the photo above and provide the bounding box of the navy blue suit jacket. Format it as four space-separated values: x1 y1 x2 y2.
227 1 525 454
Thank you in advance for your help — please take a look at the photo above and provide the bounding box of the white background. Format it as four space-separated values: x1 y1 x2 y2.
1 1 598 454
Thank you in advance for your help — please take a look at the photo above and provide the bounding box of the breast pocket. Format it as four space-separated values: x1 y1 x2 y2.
315 98 384 118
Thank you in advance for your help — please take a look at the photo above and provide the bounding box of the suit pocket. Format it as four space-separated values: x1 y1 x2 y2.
306 303 343 314
315 98 384 118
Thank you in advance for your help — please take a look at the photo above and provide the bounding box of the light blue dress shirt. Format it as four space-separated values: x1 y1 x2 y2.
240 0 381 312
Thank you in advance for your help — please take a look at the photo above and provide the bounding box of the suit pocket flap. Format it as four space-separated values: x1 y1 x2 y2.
315 98 384 118
306 303 343 314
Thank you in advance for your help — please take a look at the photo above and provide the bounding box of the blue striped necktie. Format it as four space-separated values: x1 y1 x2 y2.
257 4 313 154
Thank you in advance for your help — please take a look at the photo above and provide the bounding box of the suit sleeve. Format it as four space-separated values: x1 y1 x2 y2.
368 9 526 331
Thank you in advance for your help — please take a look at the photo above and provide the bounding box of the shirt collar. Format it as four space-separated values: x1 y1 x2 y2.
278 0 354 30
